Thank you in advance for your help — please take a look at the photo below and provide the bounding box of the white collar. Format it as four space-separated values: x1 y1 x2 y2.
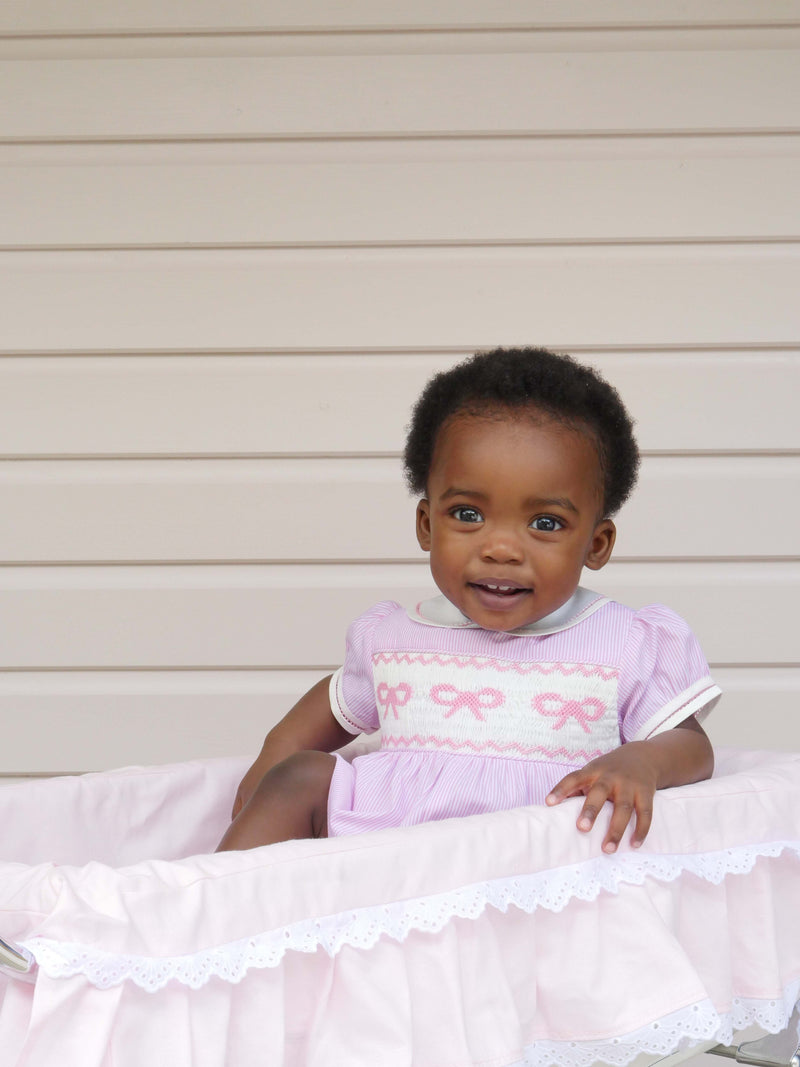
409 586 607 637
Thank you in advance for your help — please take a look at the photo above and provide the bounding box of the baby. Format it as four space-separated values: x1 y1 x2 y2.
218 347 717 854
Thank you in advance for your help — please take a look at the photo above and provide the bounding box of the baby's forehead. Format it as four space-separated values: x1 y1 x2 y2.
439 406 598 453
431 407 606 505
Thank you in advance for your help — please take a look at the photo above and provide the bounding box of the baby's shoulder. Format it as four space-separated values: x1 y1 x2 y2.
343 599 408 646
624 601 696 638
354 599 405 623
594 598 693 633
568 598 701 669
598 600 707 677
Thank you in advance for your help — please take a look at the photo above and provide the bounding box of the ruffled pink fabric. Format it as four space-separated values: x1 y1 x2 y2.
1 748 799 1067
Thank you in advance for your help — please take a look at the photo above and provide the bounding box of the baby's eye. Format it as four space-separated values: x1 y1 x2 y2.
451 506 483 524
530 515 564 532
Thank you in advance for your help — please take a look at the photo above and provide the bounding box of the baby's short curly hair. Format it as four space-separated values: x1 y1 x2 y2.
403 346 639 518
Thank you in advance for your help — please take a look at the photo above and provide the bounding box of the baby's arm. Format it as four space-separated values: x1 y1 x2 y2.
231 675 353 819
545 716 713 854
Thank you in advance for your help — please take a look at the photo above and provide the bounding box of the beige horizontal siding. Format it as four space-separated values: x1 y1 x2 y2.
3 144 799 247
1 7 797 778
0 562 796 668
0 350 796 456
0 670 327 772
2 51 798 142
3 29 800 63
0 455 796 562
2 246 798 351
707 669 800 750
3 1 800 35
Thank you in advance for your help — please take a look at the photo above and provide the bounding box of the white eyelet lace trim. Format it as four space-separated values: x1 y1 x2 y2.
510 982 800 1067
22 839 800 1007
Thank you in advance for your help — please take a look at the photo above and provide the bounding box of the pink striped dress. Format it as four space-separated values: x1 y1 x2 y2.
326 588 720 837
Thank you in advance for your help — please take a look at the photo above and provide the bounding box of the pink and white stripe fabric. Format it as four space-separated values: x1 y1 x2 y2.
327 591 720 836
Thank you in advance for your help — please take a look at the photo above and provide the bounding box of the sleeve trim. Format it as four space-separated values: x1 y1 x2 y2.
631 678 722 742
328 668 371 736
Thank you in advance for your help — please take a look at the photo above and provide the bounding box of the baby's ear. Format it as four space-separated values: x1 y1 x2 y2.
416 499 432 552
584 519 616 571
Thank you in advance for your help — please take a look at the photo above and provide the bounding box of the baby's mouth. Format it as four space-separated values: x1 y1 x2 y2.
469 580 532 603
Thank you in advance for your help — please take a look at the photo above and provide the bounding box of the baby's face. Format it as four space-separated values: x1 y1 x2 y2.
415 414 615 632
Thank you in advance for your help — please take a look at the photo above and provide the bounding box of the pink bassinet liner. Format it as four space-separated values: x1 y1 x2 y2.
2 748 800 1067
2 974 798 1067
15 838 800 993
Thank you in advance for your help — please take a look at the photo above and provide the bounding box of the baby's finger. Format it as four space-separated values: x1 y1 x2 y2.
545 770 588 805
576 782 611 832
629 797 654 849
601 796 636 853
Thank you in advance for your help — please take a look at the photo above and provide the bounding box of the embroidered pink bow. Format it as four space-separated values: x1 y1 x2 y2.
376 682 412 720
431 683 504 721
533 692 607 733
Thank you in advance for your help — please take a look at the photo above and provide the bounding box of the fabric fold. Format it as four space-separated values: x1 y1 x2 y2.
1 748 799 1067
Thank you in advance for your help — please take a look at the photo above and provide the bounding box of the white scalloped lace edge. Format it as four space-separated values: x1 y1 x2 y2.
22 840 800 1009
510 982 800 1067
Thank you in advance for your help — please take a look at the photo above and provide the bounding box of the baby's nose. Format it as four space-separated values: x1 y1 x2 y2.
479 526 524 563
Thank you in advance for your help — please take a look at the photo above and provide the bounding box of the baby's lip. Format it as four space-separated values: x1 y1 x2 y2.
469 578 531 593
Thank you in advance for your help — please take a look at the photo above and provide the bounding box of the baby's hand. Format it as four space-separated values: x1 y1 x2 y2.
545 743 659 853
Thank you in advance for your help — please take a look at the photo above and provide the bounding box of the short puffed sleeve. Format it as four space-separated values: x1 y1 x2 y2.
328 601 402 735
617 604 721 743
